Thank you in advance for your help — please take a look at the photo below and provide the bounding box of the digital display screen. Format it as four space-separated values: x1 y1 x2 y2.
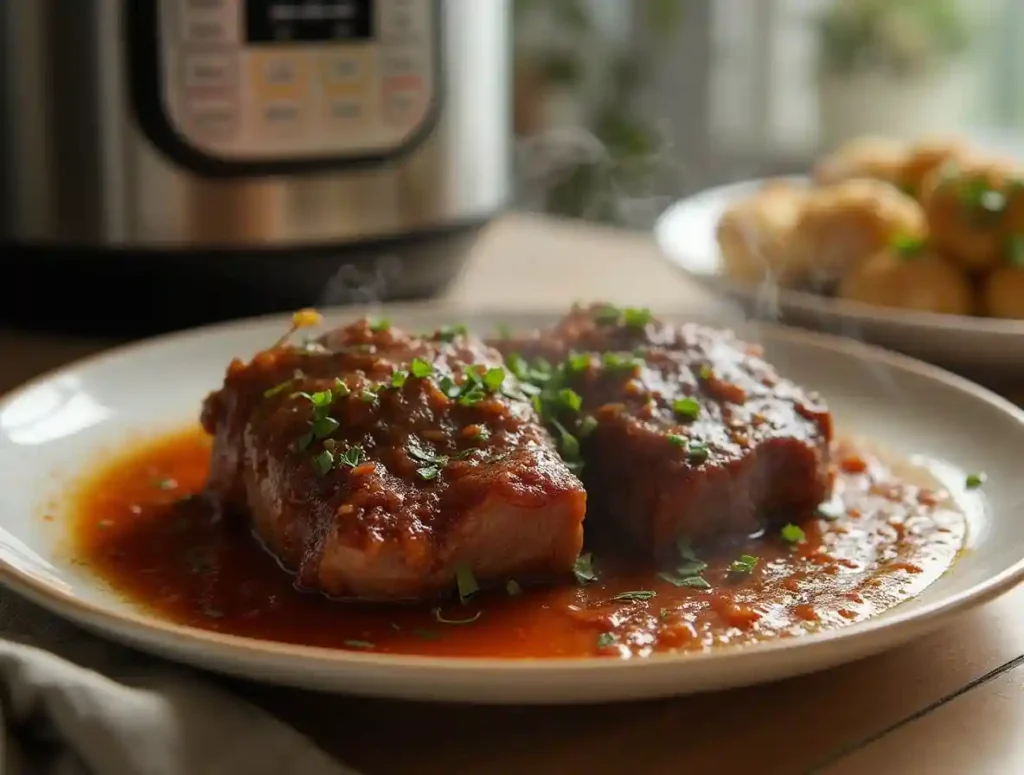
245 0 373 43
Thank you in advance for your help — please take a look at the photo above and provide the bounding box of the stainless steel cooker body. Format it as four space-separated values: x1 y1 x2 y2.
0 0 510 251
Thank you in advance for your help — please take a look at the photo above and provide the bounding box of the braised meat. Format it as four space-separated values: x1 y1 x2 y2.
200 318 587 602
493 304 833 557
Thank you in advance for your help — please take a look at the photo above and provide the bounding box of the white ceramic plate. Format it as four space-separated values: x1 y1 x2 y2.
1 303 1023 704
654 177 1024 381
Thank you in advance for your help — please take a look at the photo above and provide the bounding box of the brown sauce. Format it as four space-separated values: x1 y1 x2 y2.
67 427 966 658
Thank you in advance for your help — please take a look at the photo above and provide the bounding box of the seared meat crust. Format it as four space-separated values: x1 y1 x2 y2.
201 319 586 601
493 304 834 556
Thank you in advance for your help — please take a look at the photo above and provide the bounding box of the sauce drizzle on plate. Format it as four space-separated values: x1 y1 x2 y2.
68 427 966 659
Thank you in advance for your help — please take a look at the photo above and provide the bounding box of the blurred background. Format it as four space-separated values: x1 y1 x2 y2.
512 0 1023 224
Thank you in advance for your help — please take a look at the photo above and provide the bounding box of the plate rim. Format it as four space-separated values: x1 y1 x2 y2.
654 176 1024 339
2 301 1023 676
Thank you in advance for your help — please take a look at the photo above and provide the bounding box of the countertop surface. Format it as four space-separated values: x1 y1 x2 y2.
1 213 1022 775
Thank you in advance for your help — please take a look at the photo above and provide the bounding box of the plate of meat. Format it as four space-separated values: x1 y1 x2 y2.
0 302 1022 703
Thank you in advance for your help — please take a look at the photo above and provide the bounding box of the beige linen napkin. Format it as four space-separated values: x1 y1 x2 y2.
0 602 357 775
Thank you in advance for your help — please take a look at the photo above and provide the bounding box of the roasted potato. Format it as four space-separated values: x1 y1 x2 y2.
715 181 808 286
919 159 1023 273
837 244 974 316
791 179 927 285
981 264 1024 319
898 136 973 199
813 136 907 188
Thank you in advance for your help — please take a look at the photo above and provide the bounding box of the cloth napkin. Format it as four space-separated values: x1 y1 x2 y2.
0 595 359 775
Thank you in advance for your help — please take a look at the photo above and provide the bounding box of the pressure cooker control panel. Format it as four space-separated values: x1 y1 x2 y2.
128 0 440 173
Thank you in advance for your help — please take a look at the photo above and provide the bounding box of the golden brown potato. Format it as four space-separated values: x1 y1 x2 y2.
919 159 1022 273
715 182 808 286
813 136 907 188
791 179 927 285
898 136 973 198
837 246 974 316
982 265 1024 319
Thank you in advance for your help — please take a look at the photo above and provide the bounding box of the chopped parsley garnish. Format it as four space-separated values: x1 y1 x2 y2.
596 632 618 649
558 388 583 413
1008 235 1024 267
667 434 687 447
391 370 408 388
358 387 379 404
312 450 335 476
551 419 581 460
433 608 482 625
505 352 528 380
674 559 708 576
368 318 391 332
436 323 468 342
469 425 491 442
965 472 987 489
698 364 712 380
506 579 523 597
658 573 711 590
601 352 642 371
781 523 806 544
455 564 479 604
344 639 375 650
337 445 366 468
891 233 926 258
311 416 340 439
410 358 433 378
263 379 296 398
593 304 621 325
573 552 597 584
566 352 591 372
687 441 710 463
611 590 656 602
622 307 653 328
417 465 441 480
483 367 506 391
672 397 701 420
676 538 699 562
332 379 350 398
577 416 598 438
728 554 759 575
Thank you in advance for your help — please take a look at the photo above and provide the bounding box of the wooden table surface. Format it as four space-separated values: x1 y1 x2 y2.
2 213 1022 775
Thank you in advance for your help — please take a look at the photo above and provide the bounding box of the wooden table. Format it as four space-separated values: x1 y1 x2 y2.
2 214 1022 775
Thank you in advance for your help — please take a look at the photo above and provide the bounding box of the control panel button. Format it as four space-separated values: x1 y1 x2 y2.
381 48 423 79
179 0 240 45
383 87 424 128
321 48 375 94
181 53 237 90
325 97 369 126
250 51 310 100
183 98 240 142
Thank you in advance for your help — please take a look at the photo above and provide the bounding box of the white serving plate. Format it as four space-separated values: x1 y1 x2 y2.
654 177 1024 381
1 303 1022 704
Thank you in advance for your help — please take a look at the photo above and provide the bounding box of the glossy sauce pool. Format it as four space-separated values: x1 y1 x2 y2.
68 427 966 659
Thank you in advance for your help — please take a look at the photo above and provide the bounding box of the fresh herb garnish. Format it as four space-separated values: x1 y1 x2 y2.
593 304 621 325
344 639 375 650
781 523 806 544
622 307 653 328
337 445 366 468
573 552 597 584
368 318 391 332
601 352 642 371
391 370 408 388
577 416 598 438
672 397 701 420
433 608 482 625
417 465 441 480
312 450 335 476
668 434 687 448
506 579 523 597
550 418 581 461
728 554 759 575
469 425 491 442
965 472 987 489
658 573 711 590
558 388 583 413
891 233 926 258
596 632 618 649
566 352 591 372
698 364 712 380
687 441 710 463
410 358 433 378
436 323 467 342
611 590 656 602
311 416 340 439
455 564 479 604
